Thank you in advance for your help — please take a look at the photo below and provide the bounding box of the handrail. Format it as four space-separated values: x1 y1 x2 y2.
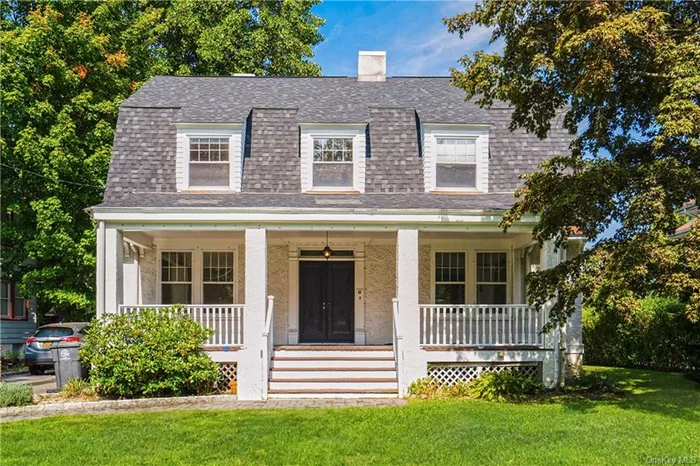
392 298 403 394
261 295 275 399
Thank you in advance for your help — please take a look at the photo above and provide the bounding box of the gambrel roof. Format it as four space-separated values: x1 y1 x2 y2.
99 76 573 210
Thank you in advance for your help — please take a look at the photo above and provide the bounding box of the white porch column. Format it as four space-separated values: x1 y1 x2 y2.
541 239 564 387
238 228 267 400
96 221 106 317
103 227 124 315
396 229 426 395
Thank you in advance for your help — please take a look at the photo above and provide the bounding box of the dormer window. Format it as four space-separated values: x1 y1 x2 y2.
422 125 490 193
175 123 243 192
312 137 354 188
435 138 477 189
189 137 230 187
300 125 366 193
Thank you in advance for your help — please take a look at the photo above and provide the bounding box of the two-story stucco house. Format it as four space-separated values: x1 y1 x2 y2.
90 52 585 400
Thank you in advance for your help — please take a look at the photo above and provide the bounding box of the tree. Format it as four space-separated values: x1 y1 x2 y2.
1 0 323 320
445 1 700 325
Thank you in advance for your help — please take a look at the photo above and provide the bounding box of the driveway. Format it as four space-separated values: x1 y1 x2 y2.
2 370 57 395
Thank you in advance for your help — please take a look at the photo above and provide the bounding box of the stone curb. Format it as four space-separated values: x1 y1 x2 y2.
0 394 238 422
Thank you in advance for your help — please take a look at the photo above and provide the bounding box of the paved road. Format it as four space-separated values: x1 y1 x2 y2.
1 371 57 395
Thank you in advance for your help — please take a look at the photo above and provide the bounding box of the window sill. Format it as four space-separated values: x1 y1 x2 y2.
430 189 483 195
305 189 361 195
183 187 235 193
0 317 29 321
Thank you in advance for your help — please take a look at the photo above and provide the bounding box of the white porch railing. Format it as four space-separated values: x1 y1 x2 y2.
117 305 244 347
419 304 546 347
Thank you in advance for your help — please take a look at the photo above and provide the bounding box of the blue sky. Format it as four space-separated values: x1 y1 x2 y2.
312 1 497 77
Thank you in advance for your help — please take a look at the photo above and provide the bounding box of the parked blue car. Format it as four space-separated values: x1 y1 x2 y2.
25 323 89 375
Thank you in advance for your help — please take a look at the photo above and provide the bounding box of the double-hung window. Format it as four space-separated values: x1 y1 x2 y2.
476 252 508 304
434 252 466 305
202 252 234 304
312 137 354 188
1 282 27 320
189 137 230 187
161 252 192 305
435 138 477 189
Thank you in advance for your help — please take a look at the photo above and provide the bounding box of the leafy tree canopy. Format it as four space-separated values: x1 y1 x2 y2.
446 1 700 324
1 0 323 320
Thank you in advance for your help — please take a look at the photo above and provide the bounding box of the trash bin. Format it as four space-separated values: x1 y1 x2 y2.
51 342 87 390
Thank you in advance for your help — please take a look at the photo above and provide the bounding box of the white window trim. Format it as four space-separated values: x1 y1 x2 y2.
300 125 366 193
422 125 489 193
475 250 510 305
429 247 511 305
433 251 467 305
156 245 239 305
158 250 194 305
200 250 237 305
175 124 243 192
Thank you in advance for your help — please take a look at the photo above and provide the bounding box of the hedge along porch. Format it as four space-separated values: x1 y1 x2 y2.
94 209 585 400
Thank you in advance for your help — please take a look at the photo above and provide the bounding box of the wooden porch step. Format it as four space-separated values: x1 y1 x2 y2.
274 345 393 351
268 388 398 394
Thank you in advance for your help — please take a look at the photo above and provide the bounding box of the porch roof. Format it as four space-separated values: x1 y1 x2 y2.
91 192 518 212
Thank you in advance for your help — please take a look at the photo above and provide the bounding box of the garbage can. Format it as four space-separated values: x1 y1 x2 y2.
51 342 87 390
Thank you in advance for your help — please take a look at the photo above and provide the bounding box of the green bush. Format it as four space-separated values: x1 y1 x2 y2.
80 307 220 398
566 369 619 393
467 370 542 402
408 377 471 398
583 297 700 371
0 382 34 407
60 379 97 399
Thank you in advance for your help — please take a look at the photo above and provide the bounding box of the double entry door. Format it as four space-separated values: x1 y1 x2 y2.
299 261 354 343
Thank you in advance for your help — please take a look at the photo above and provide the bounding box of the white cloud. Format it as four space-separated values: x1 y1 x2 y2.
389 23 493 76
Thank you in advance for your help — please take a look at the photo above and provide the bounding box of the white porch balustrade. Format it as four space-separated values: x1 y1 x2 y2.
419 304 546 347
117 305 244 347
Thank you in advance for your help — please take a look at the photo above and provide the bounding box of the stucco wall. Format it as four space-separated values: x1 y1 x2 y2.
365 245 396 345
140 248 157 304
237 244 245 304
418 245 431 304
267 245 288 345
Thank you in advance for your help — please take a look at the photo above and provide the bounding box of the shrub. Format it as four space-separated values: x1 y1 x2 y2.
566 370 619 393
468 370 542 402
80 307 220 398
60 379 97 399
583 297 700 371
408 377 471 398
0 382 34 407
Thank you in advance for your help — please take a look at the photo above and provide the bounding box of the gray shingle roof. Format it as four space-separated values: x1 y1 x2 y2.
123 76 492 124
104 107 178 202
101 75 574 208
488 108 571 193
95 192 518 211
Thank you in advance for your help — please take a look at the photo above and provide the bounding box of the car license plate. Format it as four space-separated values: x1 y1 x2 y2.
42 342 52 348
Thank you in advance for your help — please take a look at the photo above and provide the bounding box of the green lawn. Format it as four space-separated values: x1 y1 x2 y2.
2 367 698 465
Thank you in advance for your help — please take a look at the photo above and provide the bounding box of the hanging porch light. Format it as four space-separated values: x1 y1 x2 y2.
322 231 333 259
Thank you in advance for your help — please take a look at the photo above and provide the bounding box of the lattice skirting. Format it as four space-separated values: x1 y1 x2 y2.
217 363 238 389
427 363 541 385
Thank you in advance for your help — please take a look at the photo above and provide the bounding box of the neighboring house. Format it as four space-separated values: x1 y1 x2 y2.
673 200 698 238
90 51 584 400
0 279 37 355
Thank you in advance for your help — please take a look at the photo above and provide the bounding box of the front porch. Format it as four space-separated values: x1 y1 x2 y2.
98 224 571 399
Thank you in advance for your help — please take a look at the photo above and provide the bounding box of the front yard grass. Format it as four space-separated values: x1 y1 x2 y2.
2 367 698 465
